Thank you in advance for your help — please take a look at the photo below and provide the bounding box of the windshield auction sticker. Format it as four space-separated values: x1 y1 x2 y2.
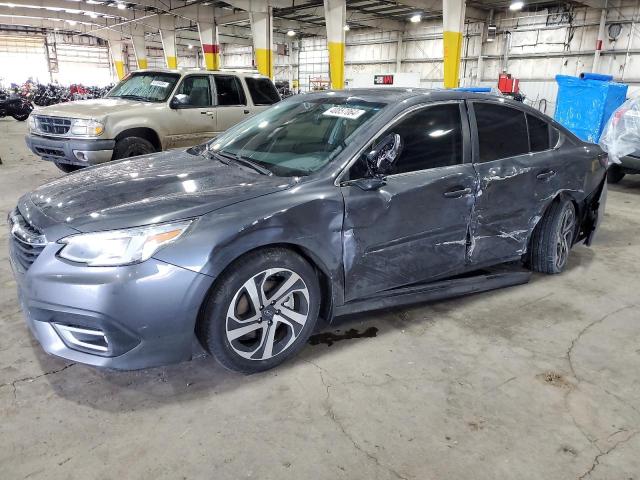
150 80 170 88
322 106 366 120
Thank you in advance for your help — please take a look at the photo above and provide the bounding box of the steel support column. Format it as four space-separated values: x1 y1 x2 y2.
250 6 274 78
198 21 220 70
109 39 127 80
593 7 607 73
443 0 466 88
159 14 178 69
324 0 346 89
131 34 148 69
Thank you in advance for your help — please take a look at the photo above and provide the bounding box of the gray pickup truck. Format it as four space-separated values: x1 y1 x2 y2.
25 69 280 172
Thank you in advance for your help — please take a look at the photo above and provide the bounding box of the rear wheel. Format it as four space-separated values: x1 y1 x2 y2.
529 200 576 274
198 248 321 373
112 136 155 160
54 162 82 173
607 165 625 184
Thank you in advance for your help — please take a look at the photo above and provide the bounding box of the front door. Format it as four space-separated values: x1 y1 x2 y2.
340 102 476 302
212 75 252 134
467 101 563 266
167 75 217 148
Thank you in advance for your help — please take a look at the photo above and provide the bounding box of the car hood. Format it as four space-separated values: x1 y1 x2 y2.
24 150 295 232
33 98 151 119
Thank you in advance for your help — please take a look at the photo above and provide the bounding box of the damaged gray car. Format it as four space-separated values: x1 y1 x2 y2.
9 89 607 373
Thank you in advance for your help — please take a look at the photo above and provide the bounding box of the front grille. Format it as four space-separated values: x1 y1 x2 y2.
35 147 65 158
8 209 46 271
34 115 71 135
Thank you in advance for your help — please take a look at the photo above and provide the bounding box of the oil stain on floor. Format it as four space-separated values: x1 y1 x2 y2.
308 327 378 347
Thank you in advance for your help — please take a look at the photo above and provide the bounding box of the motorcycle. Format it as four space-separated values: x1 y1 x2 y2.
0 90 33 121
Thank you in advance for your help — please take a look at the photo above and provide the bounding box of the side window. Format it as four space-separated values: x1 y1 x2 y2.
174 76 212 107
214 75 246 106
245 77 280 105
474 103 528 162
527 114 551 152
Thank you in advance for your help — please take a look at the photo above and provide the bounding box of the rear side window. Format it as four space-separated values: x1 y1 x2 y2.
527 114 551 151
474 103 529 162
245 77 280 105
214 75 246 106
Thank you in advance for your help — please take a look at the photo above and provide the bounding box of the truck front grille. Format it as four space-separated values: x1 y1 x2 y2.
34 115 71 135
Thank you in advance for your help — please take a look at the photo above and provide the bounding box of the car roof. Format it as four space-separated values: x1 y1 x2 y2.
134 68 268 78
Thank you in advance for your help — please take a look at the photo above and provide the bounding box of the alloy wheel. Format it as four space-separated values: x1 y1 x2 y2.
555 207 575 270
225 268 310 361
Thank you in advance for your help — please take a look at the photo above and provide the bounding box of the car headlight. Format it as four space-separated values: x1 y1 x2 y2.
70 118 104 137
28 115 36 131
58 220 192 266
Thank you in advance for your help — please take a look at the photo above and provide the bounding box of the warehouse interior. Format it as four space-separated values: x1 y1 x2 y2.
1 0 640 479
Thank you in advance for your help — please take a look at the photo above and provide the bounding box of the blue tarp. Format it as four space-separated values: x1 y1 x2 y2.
554 74 628 143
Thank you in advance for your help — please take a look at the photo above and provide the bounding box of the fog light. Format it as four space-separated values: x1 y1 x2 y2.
73 150 88 162
53 324 109 352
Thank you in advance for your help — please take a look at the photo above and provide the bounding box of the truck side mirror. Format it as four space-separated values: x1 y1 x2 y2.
170 94 190 109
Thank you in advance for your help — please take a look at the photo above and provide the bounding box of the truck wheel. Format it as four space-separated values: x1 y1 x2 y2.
529 200 576 274
607 165 625 184
54 162 82 173
198 248 321 374
112 136 155 160
12 113 29 121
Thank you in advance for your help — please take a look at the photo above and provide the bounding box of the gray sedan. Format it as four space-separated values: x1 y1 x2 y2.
8 89 608 373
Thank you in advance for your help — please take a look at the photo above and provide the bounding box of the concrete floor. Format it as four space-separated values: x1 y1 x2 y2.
1 117 639 480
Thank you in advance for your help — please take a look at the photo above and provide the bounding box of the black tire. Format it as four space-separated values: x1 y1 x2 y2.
198 248 321 373
607 165 625 184
12 113 29 121
112 136 155 160
54 162 83 173
529 199 577 274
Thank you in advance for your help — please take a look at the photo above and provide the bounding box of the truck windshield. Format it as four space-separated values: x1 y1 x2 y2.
107 72 180 102
209 97 386 176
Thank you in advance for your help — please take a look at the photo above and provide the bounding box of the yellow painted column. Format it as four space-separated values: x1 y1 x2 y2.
131 34 148 70
198 21 220 70
443 0 466 88
109 40 127 80
159 14 178 69
250 9 274 78
324 0 346 89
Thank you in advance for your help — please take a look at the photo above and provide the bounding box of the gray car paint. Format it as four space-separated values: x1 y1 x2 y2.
9 89 607 369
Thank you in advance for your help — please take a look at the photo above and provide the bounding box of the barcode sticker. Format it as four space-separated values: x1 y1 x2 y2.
322 106 366 120
150 80 170 88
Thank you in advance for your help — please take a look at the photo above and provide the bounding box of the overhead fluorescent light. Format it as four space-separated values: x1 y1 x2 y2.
410 14 421 23
67 19 77 25
509 1 524 11
343 24 350 31
287 29 296 36
88 12 98 18
117 2 126 10
188 44 193 49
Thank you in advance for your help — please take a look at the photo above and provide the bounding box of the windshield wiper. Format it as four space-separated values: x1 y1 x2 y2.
217 151 273 176
117 94 149 102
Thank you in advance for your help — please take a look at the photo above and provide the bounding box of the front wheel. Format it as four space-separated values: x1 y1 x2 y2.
607 165 625 184
54 161 82 173
12 112 29 121
198 248 321 373
529 200 576 274
112 136 155 160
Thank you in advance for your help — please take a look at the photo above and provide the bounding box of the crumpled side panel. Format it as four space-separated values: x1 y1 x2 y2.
598 96 640 164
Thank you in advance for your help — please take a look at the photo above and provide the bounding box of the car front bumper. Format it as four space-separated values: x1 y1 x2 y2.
9 239 213 370
25 134 115 166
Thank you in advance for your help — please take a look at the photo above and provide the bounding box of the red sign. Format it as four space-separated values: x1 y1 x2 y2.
374 75 394 85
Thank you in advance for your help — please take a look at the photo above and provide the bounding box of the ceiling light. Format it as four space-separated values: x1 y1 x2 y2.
287 29 296 36
343 24 349 31
410 14 421 23
7 2 15 7
188 44 193 49
117 2 126 10
509 1 524 10
88 12 97 18
67 19 77 25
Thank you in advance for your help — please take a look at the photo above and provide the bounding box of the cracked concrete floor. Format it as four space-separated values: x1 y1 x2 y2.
1 118 639 480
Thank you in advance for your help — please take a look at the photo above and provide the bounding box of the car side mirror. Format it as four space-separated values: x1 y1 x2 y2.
170 94 190 109
365 133 402 177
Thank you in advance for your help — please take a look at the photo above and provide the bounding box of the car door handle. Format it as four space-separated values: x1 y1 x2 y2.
200 111 215 116
443 187 472 198
537 170 556 180
243 109 250 114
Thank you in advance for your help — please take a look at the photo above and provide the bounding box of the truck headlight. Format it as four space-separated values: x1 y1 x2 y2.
28 115 36 131
70 118 105 137
58 220 192 266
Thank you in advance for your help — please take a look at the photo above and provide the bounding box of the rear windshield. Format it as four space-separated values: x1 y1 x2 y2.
107 72 180 102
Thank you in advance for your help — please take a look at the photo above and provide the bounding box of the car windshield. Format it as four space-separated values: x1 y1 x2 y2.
208 97 386 176
107 72 180 102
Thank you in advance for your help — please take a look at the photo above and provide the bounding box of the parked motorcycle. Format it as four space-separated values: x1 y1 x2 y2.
0 90 33 121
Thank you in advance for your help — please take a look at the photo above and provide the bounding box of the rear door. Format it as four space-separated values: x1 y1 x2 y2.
244 76 281 114
212 74 252 133
166 74 217 148
340 101 476 301
467 100 564 266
